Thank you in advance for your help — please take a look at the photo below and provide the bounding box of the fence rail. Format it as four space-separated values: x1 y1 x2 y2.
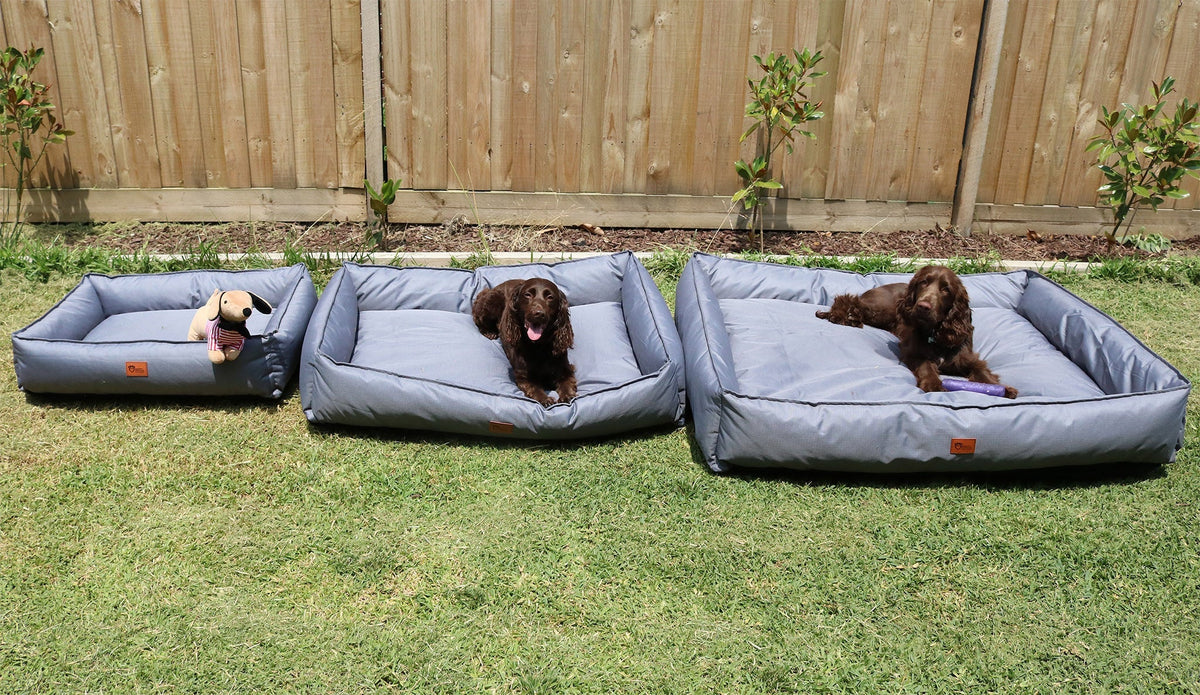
1 0 1198 236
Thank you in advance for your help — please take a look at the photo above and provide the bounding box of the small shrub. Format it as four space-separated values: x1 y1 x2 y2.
0 46 72 248
364 177 400 249
1086 76 1200 254
733 49 826 251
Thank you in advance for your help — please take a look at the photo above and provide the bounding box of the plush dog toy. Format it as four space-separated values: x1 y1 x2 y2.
187 290 273 364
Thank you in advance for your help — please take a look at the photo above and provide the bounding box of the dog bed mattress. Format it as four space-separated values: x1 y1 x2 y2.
675 253 1190 473
12 265 317 398
300 252 685 438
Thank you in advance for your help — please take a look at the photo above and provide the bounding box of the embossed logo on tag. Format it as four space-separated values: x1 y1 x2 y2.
950 438 976 455
125 361 149 378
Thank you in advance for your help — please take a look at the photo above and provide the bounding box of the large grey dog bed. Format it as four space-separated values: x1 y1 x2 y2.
300 252 685 438
675 253 1190 473
12 265 317 398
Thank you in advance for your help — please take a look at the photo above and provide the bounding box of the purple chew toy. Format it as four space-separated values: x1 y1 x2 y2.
941 377 1008 397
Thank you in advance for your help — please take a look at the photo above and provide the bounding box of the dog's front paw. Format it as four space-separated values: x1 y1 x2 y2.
1003 385 1019 399
917 377 946 393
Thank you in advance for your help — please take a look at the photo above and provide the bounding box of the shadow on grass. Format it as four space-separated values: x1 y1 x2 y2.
21 380 299 414
682 422 1168 491
305 419 684 453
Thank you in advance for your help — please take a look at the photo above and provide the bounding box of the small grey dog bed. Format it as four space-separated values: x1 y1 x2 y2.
675 253 1190 473
12 264 317 398
300 252 686 438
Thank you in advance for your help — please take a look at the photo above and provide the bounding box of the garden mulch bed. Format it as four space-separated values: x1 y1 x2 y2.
57 220 1200 262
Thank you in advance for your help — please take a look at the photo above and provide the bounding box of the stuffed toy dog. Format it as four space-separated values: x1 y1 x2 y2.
187 290 273 364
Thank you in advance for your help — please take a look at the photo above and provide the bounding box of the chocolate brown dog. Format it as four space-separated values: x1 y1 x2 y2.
472 278 576 406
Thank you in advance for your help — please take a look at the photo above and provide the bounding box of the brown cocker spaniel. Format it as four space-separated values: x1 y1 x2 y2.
472 277 577 406
894 265 1017 398
817 265 1017 398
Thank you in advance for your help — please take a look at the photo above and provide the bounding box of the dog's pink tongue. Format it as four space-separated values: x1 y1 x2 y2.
525 321 544 341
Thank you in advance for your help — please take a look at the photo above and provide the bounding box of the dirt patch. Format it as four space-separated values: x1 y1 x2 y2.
56 219 1200 262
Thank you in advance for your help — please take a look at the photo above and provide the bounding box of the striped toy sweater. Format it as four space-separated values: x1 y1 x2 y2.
207 318 250 352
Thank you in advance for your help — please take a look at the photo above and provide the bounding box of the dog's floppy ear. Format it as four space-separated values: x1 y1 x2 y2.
203 290 223 321
897 280 917 319
551 286 574 356
499 283 524 347
938 283 973 346
248 292 273 314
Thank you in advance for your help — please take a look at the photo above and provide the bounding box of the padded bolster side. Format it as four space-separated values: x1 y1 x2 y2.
13 275 107 341
620 256 669 372
1019 274 1190 396
347 263 475 312
304 266 360 365
675 256 739 470
619 255 687 422
263 266 318 377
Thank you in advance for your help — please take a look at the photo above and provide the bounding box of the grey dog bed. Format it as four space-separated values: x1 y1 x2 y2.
299 252 686 438
12 264 317 398
675 253 1190 473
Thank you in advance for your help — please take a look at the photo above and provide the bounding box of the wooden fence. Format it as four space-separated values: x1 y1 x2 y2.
1 0 1198 236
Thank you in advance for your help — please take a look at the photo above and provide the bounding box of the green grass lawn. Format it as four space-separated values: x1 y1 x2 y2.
2 266 1199 693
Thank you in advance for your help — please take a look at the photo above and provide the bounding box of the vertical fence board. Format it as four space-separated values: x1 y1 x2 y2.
305 1 339 189
381 0 412 189
992 0 1056 205
532 0 557 192
261 0 296 188
622 0 654 194
47 0 115 187
1021 0 1086 206
99 0 160 188
826 0 885 200
578 0 609 193
284 0 315 187
332 0 364 189
447 0 491 191
361 0 383 201
508 0 537 191
236 1 272 188
910 0 983 203
599 0 629 193
190 0 251 188
694 0 748 197
553 0 584 193
867 0 929 201
489 0 513 190
796 0 843 200
646 0 701 195
1057 0 1136 206
410 1 447 189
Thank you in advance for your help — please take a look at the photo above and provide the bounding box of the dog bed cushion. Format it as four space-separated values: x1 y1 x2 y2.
675 253 1190 473
12 265 317 398
300 251 685 438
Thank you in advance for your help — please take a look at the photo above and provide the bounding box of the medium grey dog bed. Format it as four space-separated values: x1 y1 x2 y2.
300 252 686 438
12 265 317 398
675 253 1190 473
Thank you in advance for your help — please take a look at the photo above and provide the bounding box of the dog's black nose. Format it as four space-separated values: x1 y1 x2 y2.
242 307 252 317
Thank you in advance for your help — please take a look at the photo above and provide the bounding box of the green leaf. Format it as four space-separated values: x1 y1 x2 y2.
755 179 783 189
